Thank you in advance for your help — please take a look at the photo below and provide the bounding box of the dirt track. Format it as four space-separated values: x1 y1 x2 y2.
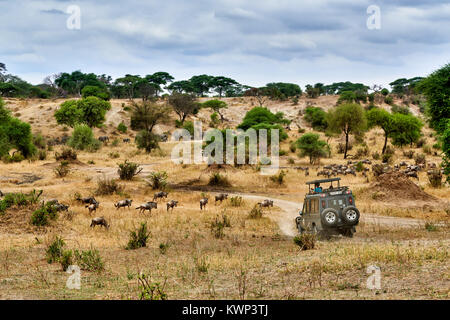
232 193 426 237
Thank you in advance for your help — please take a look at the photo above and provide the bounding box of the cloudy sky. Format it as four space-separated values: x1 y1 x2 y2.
1 0 449 88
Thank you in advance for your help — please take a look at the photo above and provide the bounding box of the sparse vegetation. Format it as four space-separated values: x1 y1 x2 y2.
126 222 151 250
118 160 142 180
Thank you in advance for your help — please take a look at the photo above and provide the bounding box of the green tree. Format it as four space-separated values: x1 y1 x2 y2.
81 85 110 100
390 113 423 147
417 63 450 134
168 93 198 124
304 106 327 131
296 133 329 164
130 101 171 132
146 72 174 96
366 108 396 154
202 99 228 122
210 76 239 98
135 130 160 153
68 124 101 151
114 74 141 100
442 121 450 182
189 75 214 97
54 100 84 128
54 97 111 128
237 107 290 131
327 103 367 159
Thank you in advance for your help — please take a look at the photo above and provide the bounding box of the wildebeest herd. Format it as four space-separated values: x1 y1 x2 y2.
1 191 275 231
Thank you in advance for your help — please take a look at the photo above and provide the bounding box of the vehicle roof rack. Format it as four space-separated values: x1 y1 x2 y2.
306 178 341 185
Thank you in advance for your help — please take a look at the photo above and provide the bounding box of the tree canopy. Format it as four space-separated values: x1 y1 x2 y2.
54 97 111 128
296 133 329 164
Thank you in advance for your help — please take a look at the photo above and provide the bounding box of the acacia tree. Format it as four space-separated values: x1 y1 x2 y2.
168 93 198 124
327 103 367 159
296 133 329 164
54 97 111 128
366 108 396 154
114 74 141 100
202 99 228 122
210 76 239 98
417 63 450 134
130 101 171 132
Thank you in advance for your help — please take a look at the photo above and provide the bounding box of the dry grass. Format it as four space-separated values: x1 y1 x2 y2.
0 97 448 300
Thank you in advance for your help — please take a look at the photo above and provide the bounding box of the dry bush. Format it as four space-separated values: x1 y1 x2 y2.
55 148 77 161
95 176 124 195
293 233 316 250
208 173 231 187
427 170 442 188
248 205 263 219
54 161 70 177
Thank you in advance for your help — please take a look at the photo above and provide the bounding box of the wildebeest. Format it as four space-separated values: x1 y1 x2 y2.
76 195 98 205
98 136 109 143
258 199 273 208
86 202 100 214
215 193 228 204
166 200 178 212
123 138 130 143
200 198 208 210
115 199 133 209
406 171 419 180
53 203 69 212
153 191 168 202
136 201 158 214
90 217 109 229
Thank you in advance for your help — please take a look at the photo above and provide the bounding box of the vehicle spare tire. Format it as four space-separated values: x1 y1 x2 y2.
320 208 339 227
341 206 360 225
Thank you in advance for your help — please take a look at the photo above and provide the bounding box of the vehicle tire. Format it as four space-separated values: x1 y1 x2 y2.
320 208 339 227
341 206 360 226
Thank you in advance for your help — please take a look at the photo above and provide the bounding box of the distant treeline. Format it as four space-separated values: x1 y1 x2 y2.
0 62 424 100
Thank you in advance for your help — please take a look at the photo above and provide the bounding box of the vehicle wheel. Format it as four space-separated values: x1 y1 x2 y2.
320 208 339 227
341 206 360 226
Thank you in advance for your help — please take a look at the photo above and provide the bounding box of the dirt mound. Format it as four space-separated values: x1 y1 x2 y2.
371 172 436 201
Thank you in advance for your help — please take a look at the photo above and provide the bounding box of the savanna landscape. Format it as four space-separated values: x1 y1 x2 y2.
0 67 449 300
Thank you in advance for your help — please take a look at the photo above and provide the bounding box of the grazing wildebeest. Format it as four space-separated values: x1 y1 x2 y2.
114 199 133 209
86 202 100 214
52 203 69 212
214 193 228 204
136 201 158 214
166 200 178 212
76 195 98 205
90 217 109 229
98 136 109 143
200 198 208 210
123 138 130 143
153 191 168 202
406 171 419 180
258 199 273 208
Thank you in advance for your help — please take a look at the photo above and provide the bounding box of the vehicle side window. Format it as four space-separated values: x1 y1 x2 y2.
313 199 319 214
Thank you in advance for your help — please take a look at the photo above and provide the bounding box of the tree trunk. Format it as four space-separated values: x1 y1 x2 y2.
382 133 388 154
344 132 349 159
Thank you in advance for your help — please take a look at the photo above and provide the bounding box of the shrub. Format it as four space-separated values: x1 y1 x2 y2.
230 196 244 207
248 205 263 219
109 151 120 159
60 250 73 271
384 96 394 105
118 160 142 180
210 214 231 239
147 171 168 190
33 133 47 149
126 222 151 250
270 170 286 185
37 149 47 160
425 222 438 232
30 202 58 226
288 157 295 164
54 161 70 178
111 138 119 147
416 138 426 148
135 130 160 153
423 145 432 155
95 176 123 195
137 273 168 300
117 122 127 133
427 170 442 188
2 152 25 163
74 248 104 272
46 236 65 263
68 125 101 152
293 233 316 250
296 133 329 164
304 106 327 131
382 153 393 164
289 142 297 153
208 173 231 187
355 161 364 172
403 150 415 159
414 153 426 165
372 152 380 160
55 148 77 161
159 242 170 255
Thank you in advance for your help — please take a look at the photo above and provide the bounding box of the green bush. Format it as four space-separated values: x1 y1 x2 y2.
147 171 168 190
208 173 231 187
118 160 142 180
46 236 65 263
95 176 123 195
31 202 58 226
126 223 151 250
304 106 327 131
117 122 127 133
135 130 159 153
68 125 101 151
137 273 168 300
60 250 73 271
74 248 104 272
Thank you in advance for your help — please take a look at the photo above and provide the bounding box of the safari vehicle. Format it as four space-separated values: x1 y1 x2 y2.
295 178 360 238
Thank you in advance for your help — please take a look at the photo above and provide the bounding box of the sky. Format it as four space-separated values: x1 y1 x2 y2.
1 0 449 88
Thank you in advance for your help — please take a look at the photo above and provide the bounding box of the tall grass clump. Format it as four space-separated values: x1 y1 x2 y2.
126 222 151 250
118 160 143 180
208 173 231 187
147 171 168 190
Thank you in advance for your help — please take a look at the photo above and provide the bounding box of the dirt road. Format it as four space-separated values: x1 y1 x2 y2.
232 193 426 237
